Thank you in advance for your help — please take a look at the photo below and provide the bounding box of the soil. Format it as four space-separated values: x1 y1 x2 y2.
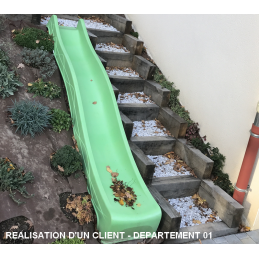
0 216 34 244
0 18 95 244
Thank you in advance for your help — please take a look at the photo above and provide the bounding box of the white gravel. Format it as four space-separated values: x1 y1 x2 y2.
95 43 129 53
132 120 169 137
41 17 119 31
117 92 154 104
106 68 139 77
147 155 191 177
168 196 222 228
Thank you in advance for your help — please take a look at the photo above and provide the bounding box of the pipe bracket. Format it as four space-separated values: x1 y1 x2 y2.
234 185 248 194
250 130 259 139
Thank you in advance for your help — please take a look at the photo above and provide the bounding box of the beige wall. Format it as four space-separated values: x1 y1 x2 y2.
126 14 259 229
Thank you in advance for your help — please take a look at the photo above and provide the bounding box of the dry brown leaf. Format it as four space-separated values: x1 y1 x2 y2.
106 166 113 173
36 40 40 44
10 118 14 124
119 198 124 206
10 225 18 231
189 205 192 209
11 29 15 33
28 83 32 86
93 101 97 104
192 219 201 224
25 220 33 229
111 172 119 178
58 165 64 172
136 203 141 207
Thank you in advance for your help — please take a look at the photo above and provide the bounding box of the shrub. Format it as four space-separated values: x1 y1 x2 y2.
0 48 10 66
130 31 139 38
0 157 34 205
27 78 61 99
8 99 52 137
51 145 83 177
0 64 23 99
52 237 84 244
22 46 57 80
50 109 72 133
13 27 54 52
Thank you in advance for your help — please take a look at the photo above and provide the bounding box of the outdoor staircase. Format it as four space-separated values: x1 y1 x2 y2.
54 14 244 244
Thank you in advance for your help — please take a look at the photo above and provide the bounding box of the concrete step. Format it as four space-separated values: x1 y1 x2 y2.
86 28 124 44
109 75 145 92
96 50 133 67
131 136 176 155
118 103 160 121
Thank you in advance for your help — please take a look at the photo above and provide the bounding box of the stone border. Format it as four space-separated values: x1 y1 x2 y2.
148 186 181 233
174 138 214 179
120 112 133 140
122 34 144 55
128 141 155 184
144 80 171 107
118 103 160 121
198 180 244 228
158 107 188 138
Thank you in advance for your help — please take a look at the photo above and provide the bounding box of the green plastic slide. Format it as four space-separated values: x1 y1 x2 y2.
47 15 161 243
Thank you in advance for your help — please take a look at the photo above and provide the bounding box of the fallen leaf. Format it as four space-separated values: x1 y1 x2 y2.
28 83 32 86
11 29 15 33
111 172 119 178
93 101 97 104
106 166 113 173
189 205 192 209
58 165 64 172
192 219 201 224
10 225 19 231
17 63 25 69
10 118 14 124
119 198 124 206
36 40 40 44
136 203 141 207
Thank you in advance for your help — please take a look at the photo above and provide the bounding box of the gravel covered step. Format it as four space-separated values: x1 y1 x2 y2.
118 103 160 121
128 141 155 184
163 221 239 244
174 138 214 179
96 50 133 67
131 136 176 155
120 111 133 140
151 175 201 199
158 107 188 138
148 186 181 233
109 75 145 92
144 80 171 107
198 180 244 228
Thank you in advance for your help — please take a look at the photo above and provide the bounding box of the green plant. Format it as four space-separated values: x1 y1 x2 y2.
13 27 54 52
22 46 57 80
27 78 61 99
153 68 193 125
51 145 83 177
0 48 9 66
0 64 23 99
8 99 52 137
50 109 72 133
0 157 34 205
130 31 139 38
52 237 84 244
191 137 234 195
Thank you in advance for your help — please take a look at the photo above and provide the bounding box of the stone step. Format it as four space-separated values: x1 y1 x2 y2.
109 75 145 92
130 136 176 155
96 50 133 67
86 28 124 44
151 175 201 199
118 103 160 121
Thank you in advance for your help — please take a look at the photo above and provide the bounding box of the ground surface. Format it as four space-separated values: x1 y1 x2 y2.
0 20 96 244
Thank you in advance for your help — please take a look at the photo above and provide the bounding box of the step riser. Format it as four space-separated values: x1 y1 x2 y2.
96 51 133 67
118 103 160 121
131 136 176 156
109 76 145 92
120 112 133 140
